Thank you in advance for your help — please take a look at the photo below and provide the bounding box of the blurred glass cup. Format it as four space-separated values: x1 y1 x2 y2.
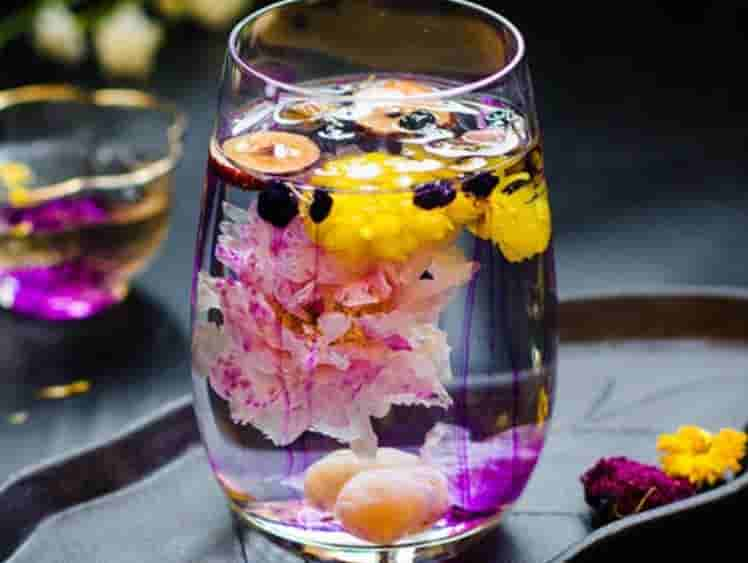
0 85 185 320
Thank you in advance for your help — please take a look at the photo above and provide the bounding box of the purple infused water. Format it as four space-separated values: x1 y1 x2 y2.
192 77 556 548
0 183 170 320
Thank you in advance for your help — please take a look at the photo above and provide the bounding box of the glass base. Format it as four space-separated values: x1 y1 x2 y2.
232 504 503 563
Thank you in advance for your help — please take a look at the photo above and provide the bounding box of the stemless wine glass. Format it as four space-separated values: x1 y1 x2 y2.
191 1 557 561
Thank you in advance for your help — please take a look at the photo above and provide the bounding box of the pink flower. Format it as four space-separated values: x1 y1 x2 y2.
193 202 478 454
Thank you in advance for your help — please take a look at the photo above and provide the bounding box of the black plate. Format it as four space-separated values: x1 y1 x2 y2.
2 289 747 563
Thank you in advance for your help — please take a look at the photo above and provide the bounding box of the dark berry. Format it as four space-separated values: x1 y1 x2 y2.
399 109 437 131
385 137 403 155
325 116 357 132
502 178 527 195
315 124 358 154
420 270 434 280
463 172 498 198
309 189 333 223
358 135 382 153
257 181 298 228
208 308 224 327
292 12 309 30
413 180 457 210
455 113 479 134
318 123 357 141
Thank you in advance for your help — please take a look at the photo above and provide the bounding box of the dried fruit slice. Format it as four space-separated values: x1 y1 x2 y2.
355 80 452 135
274 99 332 126
222 131 320 175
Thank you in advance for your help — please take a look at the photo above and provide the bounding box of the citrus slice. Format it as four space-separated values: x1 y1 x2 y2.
222 131 320 175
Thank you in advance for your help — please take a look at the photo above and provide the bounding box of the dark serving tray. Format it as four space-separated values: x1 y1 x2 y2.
2 288 747 563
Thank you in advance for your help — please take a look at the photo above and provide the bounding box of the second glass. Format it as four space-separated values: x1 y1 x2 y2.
192 1 557 560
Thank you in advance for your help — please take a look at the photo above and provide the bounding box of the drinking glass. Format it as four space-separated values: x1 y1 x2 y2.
192 1 556 561
0 85 185 320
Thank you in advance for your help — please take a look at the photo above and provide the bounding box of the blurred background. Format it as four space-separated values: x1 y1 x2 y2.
0 0 746 491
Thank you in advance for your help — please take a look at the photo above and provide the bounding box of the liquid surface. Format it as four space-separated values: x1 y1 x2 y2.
192 76 556 550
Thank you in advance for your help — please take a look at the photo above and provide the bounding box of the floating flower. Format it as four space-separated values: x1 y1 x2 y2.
186 0 249 29
306 152 550 265
469 175 551 263
581 457 695 523
93 4 163 78
657 426 748 487
31 3 87 65
193 202 478 456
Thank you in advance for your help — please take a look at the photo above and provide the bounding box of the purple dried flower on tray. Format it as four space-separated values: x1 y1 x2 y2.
581 457 695 523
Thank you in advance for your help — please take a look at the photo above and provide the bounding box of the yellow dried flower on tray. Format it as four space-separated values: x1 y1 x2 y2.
657 425 748 487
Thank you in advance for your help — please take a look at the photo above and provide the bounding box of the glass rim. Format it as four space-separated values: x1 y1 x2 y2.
228 0 526 103
0 84 186 207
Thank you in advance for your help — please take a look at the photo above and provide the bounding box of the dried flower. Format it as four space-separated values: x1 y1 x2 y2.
186 0 249 29
658 426 748 487
93 4 163 78
581 457 695 523
32 3 87 64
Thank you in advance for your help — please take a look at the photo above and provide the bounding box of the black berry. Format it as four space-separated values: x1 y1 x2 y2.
309 189 333 223
413 180 457 210
257 181 298 228
357 135 382 153
502 178 527 195
399 110 437 131
463 172 498 198
420 270 434 280
316 121 358 153
455 113 478 133
385 137 403 155
318 123 357 141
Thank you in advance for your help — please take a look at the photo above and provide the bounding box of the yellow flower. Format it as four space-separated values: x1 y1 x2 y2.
469 174 551 262
306 152 551 266
0 161 34 207
307 153 461 265
657 425 748 487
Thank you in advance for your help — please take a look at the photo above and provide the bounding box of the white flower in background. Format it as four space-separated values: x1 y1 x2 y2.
32 3 86 64
187 0 248 30
94 4 164 79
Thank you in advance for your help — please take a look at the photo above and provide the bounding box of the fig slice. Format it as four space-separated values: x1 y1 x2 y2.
222 131 321 175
